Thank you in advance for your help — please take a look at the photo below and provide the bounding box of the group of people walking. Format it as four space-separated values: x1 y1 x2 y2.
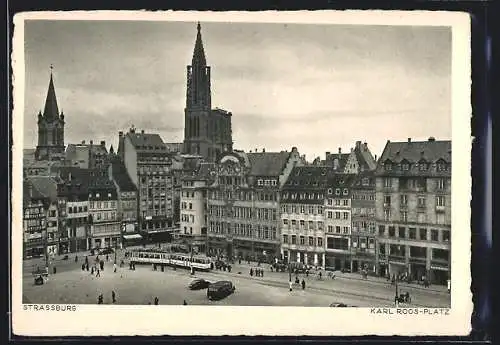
97 290 117 304
249 267 264 277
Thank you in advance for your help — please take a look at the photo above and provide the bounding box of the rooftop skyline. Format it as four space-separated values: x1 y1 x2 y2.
23 20 451 160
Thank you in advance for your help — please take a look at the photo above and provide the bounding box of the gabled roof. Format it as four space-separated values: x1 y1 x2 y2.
283 166 337 190
323 153 350 170
23 179 48 204
126 132 165 150
26 176 58 201
247 151 290 177
379 139 451 164
110 158 137 192
325 173 358 189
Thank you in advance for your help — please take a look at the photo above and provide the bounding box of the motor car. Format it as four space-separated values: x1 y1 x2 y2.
329 302 348 307
189 278 211 290
207 281 235 300
98 247 115 255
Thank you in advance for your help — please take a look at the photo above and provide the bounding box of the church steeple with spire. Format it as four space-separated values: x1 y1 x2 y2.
35 66 66 161
183 22 233 162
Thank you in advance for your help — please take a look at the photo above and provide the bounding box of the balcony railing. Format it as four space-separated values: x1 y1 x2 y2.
435 205 446 213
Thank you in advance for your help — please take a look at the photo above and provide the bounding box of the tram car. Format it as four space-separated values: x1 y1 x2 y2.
128 249 212 271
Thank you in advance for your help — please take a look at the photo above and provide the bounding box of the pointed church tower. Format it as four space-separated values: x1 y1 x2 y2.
35 66 66 161
183 23 212 159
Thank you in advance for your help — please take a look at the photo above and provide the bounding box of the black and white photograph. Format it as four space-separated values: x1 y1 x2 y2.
12 10 472 336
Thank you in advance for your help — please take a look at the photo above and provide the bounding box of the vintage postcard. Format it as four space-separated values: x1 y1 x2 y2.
11 10 472 336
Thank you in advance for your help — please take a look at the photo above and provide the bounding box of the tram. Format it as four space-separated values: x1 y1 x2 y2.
128 249 212 271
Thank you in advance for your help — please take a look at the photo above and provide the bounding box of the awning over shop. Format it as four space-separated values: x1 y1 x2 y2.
123 234 143 240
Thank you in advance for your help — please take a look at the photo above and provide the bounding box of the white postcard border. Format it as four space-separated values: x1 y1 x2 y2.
11 10 472 336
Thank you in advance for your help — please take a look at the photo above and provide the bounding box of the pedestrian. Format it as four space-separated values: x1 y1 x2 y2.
228 265 232 273
112 290 116 303
306 270 309 278
91 266 94 275
289 281 293 292
301 279 306 290
85 256 88 265
96 269 100 277
86 264 89 271
261 269 264 278
319 271 322 280
113 263 117 273
53 266 57 274
75 255 78 263
81 263 85 271
250 268 253 277
106 254 109 262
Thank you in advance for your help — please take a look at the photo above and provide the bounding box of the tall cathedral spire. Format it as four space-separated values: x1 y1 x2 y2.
192 22 206 66
43 65 60 120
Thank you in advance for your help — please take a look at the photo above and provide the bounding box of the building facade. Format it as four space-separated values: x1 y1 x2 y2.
323 174 357 270
109 156 139 242
280 166 328 268
183 23 233 161
88 173 121 249
56 172 89 254
121 127 175 242
65 140 109 169
179 163 215 253
35 71 66 161
350 171 377 273
375 138 451 285
207 148 302 262
23 180 48 259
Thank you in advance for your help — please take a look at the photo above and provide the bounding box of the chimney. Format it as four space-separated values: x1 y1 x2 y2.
363 142 368 150
408 138 411 143
90 140 93 145
428 137 436 142
374 154 377 161
262 148 265 153
356 141 361 149
100 141 105 147
81 140 85 144
338 147 341 154
141 130 145 134
325 151 330 159
119 131 123 137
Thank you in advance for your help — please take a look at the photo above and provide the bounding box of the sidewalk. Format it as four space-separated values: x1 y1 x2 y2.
225 261 448 295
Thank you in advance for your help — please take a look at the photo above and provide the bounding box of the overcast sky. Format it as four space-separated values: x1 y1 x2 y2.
23 20 451 160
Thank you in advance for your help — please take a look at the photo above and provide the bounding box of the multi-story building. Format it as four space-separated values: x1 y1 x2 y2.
23 180 49 259
35 70 66 162
108 156 139 244
183 23 233 161
323 174 357 271
280 166 328 267
120 127 175 242
375 137 451 285
65 140 109 169
56 168 90 253
88 171 121 249
350 171 377 273
180 163 216 253
207 148 302 262
26 176 60 257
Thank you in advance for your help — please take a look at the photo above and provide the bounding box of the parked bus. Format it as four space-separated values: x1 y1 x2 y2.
128 249 212 271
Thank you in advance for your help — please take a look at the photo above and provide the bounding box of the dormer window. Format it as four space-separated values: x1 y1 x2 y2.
437 160 447 171
343 188 349 195
335 188 341 195
384 160 393 171
419 160 428 171
362 178 369 186
401 160 410 171
327 188 333 194
257 179 263 186
291 193 297 200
